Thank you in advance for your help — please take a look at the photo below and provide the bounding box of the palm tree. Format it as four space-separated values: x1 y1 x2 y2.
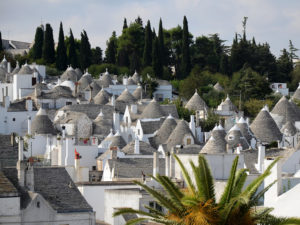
113 154 300 225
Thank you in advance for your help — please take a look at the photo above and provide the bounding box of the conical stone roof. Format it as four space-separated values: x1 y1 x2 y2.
201 136 226 154
250 107 282 144
61 66 78 82
121 140 156 155
271 96 300 124
132 70 140 83
31 108 56 135
281 121 297 136
213 82 224 92
140 98 164 119
237 117 253 143
75 68 83 79
18 64 33 75
104 131 126 149
166 120 195 150
93 112 112 136
210 125 227 151
225 124 249 150
132 85 146 100
93 89 110 105
185 90 208 112
289 99 300 117
86 81 101 98
116 88 136 103
151 115 177 148
78 73 93 90
99 70 113 87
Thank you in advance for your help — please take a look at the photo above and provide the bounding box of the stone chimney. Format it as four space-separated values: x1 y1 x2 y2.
258 144 265 173
27 116 32 135
26 98 33 111
113 112 120 132
134 136 140 154
7 62 11 73
17 137 25 187
153 152 159 177
4 87 9 108
111 95 115 107
165 152 170 177
131 104 137 114
189 115 195 136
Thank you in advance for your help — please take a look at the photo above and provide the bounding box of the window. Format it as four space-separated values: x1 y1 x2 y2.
279 84 282 89
12 118 16 122
42 103 49 109
186 138 191 145
66 101 72 105
36 201 40 208
32 77 37 86
92 166 96 171
228 135 234 141
149 201 163 213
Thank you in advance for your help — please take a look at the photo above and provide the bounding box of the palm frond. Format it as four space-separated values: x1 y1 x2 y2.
197 154 216 202
219 156 239 207
134 180 182 214
173 154 196 196
151 174 184 209
249 180 277 208
113 207 158 218
231 168 248 198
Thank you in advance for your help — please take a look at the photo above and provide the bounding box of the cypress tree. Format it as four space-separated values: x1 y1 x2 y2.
123 18 128 31
142 20 152 67
42 23 55 64
181 16 191 79
80 30 92 70
68 29 78 68
56 22 68 70
158 18 166 66
92 47 102 64
32 26 44 59
105 31 117 64
0 31 2 51
152 36 163 78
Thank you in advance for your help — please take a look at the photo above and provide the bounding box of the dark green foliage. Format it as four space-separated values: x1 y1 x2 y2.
80 30 92 70
152 36 163 78
158 18 166 66
56 22 68 70
105 31 117 64
180 16 191 79
122 18 128 31
173 98 194 121
42 23 55 64
91 47 102 64
31 26 44 59
67 29 79 68
277 48 293 82
289 40 299 61
199 112 220 132
142 20 152 67
88 63 128 78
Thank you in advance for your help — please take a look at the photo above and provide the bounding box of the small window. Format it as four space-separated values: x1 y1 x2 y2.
186 138 191 145
228 135 234 141
36 201 40 208
12 118 16 121
149 201 163 213
42 103 49 109
32 77 37 86
92 166 96 171
66 101 72 105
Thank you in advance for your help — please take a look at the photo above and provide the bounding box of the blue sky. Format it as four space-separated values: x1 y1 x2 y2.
1 0 300 57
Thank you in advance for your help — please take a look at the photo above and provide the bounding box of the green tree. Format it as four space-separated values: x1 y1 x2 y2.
289 40 299 61
68 29 79 68
180 16 191 79
152 36 163 78
143 20 152 67
105 31 117 64
91 46 102 64
31 26 44 60
114 155 298 224
122 18 128 31
277 48 293 82
80 30 92 70
56 22 68 70
42 23 55 64
158 18 166 66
